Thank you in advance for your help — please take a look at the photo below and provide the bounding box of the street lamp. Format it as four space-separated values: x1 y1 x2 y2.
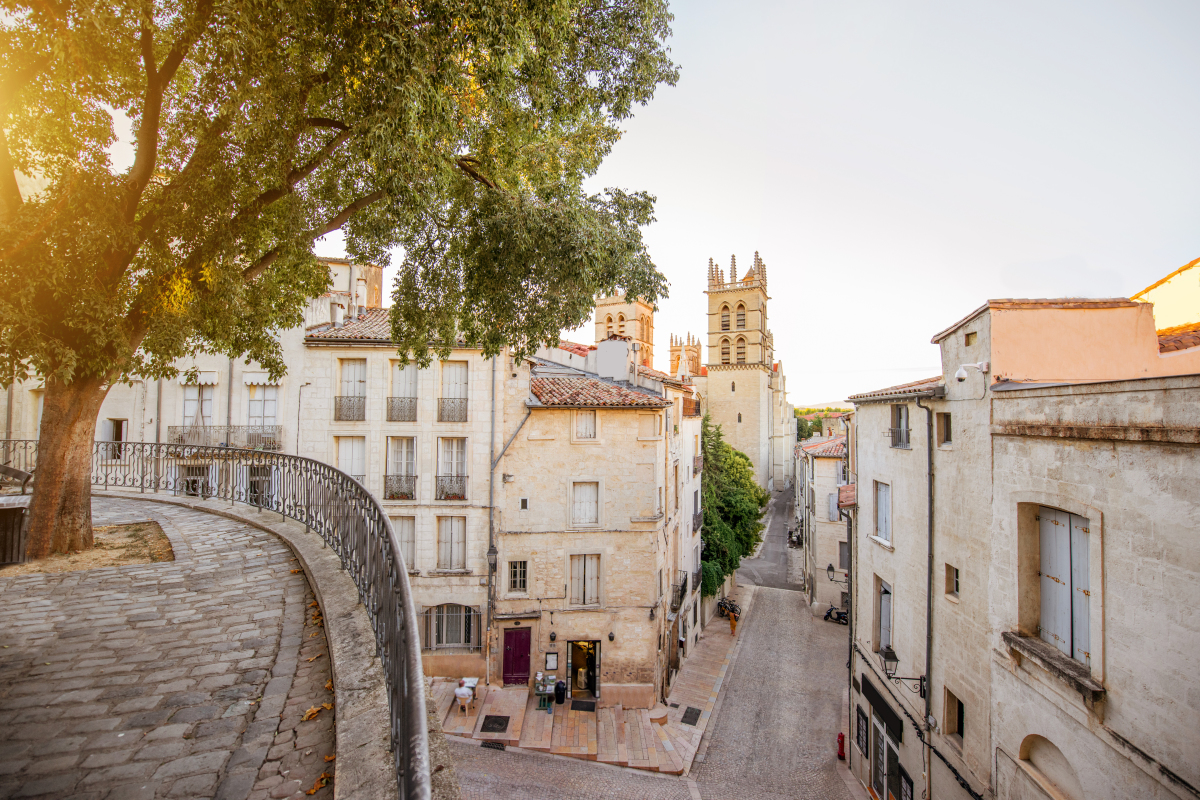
487 544 498 573
826 564 847 586
877 645 926 698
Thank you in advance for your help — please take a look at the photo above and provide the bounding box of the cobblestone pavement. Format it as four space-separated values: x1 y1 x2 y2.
0 497 334 800
737 489 802 590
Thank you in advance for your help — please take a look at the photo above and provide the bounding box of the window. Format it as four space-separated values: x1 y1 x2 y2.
438 438 466 476
426 603 480 649
877 579 893 650
570 554 601 605
836 462 847 485
964 331 977 347
638 413 661 438
393 516 415 568
520 498 528 510
890 404 910 448
874 482 891 543
572 481 599 525
509 560 527 592
720 338 730 364
735 337 746 364
657 568 663 598
247 385 278 426
618 314 625 334
945 688 965 743
828 493 839 522
183 385 214 426
855 705 869 755
737 413 742 423
937 412 952 446
731 381 736 392
1038 507 1090 666
839 541 850 571
440 361 467 399
437 516 466 570
736 303 745 329
392 362 417 398
575 410 597 440
337 436 366 480
946 564 960 598
340 359 367 397
720 305 730 331
388 437 415 476
605 315 613 334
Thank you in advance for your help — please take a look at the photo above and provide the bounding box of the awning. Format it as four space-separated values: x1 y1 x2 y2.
243 372 276 385
860 672 903 743
182 370 219 385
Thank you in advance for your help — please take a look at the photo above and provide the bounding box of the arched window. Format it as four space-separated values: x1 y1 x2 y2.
423 603 481 650
605 315 613 334
736 303 746 329
731 381 736 392
720 339 730 364
618 314 625 334
720 305 730 331
736 337 746 364
738 413 742 423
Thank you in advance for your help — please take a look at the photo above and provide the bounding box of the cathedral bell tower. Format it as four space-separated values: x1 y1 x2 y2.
594 294 656 367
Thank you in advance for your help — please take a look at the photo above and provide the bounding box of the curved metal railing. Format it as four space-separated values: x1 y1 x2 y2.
0 439 430 800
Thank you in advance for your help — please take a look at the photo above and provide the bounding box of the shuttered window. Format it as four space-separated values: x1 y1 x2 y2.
438 438 466 476
570 554 600 605
337 437 366 478
184 385 214 426
340 359 367 397
441 361 467 399
828 493 839 522
875 482 891 542
388 437 415 476
392 362 417 397
1039 507 1090 667
437 516 466 570
247 385 278 426
393 516 415 567
572 482 599 525
575 410 597 439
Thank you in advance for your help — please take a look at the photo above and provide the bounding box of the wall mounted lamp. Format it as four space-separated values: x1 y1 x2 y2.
826 564 847 587
608 632 615 642
878 645 926 698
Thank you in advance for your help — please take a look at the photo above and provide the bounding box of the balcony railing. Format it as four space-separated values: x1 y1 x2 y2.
388 397 417 422
692 565 702 593
166 425 284 450
889 427 911 449
1 438 431 798
334 395 366 421
670 577 686 612
693 511 703 533
438 398 467 423
694 455 703 474
436 475 467 501
385 475 417 500
682 398 701 417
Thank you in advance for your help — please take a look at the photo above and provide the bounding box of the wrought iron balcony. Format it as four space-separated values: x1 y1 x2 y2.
166 425 283 450
889 427 911 449
438 398 468 423
385 474 417 500
692 565 702 593
693 511 702 532
670 580 685 612
694 455 703 474
334 395 366 421
436 475 467 501
682 398 701 417
387 396 417 422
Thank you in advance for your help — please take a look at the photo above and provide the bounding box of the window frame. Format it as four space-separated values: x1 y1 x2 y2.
247 384 279 427
392 516 416 571
735 337 747 364
570 480 601 528
572 409 599 443
568 553 602 606
873 481 892 545
508 560 528 593
720 305 730 331
936 412 953 447
735 303 746 329
436 516 467 571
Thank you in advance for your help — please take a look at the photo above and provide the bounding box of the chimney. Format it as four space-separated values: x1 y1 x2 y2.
356 277 368 315
595 337 634 383
331 301 344 328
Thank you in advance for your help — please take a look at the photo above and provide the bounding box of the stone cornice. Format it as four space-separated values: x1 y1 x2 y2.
703 363 772 373
992 423 1200 445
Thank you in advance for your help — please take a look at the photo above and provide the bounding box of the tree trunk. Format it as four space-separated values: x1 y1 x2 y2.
25 375 111 558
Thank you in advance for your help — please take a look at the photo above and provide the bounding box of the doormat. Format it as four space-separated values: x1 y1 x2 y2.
669 703 679 708
681 706 702 726
480 715 510 733
481 741 506 751
570 700 596 712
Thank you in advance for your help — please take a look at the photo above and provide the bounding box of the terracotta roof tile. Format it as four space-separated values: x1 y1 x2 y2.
849 376 943 402
637 365 677 382
530 376 670 408
305 308 392 341
557 340 595 357
801 436 846 457
838 484 857 509
1158 322 1200 353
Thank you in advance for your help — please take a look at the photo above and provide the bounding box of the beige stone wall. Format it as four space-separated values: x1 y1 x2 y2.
803 452 848 615
705 365 771 488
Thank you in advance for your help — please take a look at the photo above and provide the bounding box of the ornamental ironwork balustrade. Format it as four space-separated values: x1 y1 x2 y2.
0 438 430 800
693 511 703 533
670 580 685 612
166 425 284 450
335 396 367 421
385 475 417 500
388 397 417 422
435 475 467 501
692 565 702 593
889 427 911 449
437 398 467 423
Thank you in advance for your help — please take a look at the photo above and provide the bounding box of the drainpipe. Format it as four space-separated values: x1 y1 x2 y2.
155 378 162 443
226 357 234 436
486 355 497 686
916 396 935 799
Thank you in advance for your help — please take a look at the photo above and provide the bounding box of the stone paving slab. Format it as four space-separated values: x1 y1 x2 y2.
0 498 330 800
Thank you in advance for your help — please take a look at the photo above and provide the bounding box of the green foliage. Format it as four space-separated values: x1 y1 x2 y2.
698 413 768 597
0 0 679 386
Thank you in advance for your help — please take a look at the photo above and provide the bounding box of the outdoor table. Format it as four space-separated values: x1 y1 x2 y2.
534 679 555 713
462 677 480 704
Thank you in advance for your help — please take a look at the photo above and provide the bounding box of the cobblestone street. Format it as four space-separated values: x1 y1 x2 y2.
0 497 335 800
451 489 854 800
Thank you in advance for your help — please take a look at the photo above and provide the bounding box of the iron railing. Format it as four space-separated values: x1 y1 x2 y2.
889 427 911 448
419 605 483 652
670 581 685 612
388 397 417 422
385 475 417 501
682 398 701 418
693 511 702 533
166 425 284 450
335 396 367 421
692 565 702 593
0 439 429 800
437 398 467 423
435 475 466 501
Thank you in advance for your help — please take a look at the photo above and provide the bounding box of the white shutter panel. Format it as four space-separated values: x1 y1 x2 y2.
263 387 278 425
454 439 465 476
877 484 891 541
442 362 467 399
828 493 838 522
586 554 600 604
1070 514 1091 668
438 518 452 569
452 517 466 569
570 555 584 604
879 587 892 648
394 363 417 397
576 411 596 439
1039 507 1072 656
338 438 352 474
396 517 415 567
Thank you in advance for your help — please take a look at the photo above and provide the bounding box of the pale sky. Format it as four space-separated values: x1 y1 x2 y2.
131 1 1200 405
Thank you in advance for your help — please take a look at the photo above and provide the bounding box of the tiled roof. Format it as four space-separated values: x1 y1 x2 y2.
305 308 392 341
838 484 857 509
1158 322 1200 353
801 436 846 457
557 340 595 357
931 298 1139 343
798 411 847 420
530 376 670 408
849 376 943 402
637 365 681 383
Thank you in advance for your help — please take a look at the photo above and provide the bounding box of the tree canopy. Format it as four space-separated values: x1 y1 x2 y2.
0 0 679 387
699 413 768 597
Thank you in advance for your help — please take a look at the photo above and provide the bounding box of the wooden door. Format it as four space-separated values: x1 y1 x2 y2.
503 628 531 686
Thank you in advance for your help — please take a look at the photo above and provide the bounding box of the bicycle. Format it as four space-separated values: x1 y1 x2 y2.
716 597 741 618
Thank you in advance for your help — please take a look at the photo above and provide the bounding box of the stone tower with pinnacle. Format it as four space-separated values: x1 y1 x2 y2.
593 294 656 367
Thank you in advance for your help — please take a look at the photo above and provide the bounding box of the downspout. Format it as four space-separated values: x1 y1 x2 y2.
154 378 162 443
916 396 935 799
486 356 497 686
226 357 234 434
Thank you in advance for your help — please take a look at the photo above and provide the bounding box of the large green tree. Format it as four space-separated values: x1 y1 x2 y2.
698 413 768 597
0 0 677 557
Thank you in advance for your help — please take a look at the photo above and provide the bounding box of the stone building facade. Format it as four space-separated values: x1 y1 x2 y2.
844 287 1200 800
795 435 850 616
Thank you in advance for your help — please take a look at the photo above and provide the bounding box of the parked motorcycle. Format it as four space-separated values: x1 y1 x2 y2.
823 606 848 625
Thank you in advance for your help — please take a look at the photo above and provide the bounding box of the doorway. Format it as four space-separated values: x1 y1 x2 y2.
503 628 531 686
566 640 600 698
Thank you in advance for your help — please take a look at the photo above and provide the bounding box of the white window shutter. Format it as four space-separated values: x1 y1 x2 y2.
1039 507 1072 656
438 518 453 569
394 363 416 397
452 517 466 570
586 554 600 604
1070 514 1091 668
397 517 415 567
828 493 838 522
442 362 467 399
576 410 596 439
570 555 584 604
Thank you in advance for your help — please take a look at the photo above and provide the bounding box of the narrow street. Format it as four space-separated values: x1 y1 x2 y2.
451 489 853 800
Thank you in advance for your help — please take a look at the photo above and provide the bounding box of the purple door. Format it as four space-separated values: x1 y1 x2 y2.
503 628 531 686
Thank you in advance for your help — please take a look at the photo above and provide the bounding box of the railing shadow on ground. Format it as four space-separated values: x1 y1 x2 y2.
0 439 430 800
